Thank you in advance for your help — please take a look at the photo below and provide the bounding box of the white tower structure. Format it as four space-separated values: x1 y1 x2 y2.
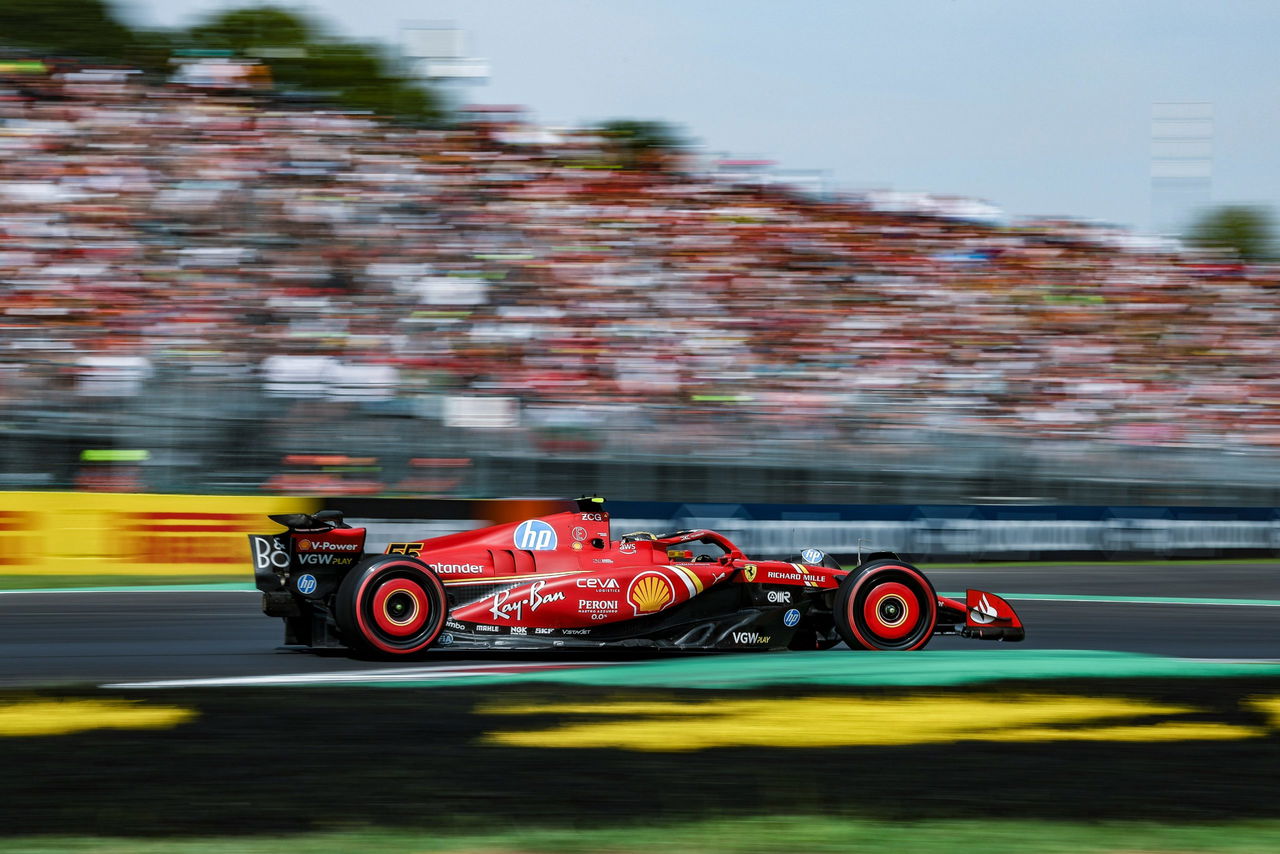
1150 102 1213 236
400 23 490 93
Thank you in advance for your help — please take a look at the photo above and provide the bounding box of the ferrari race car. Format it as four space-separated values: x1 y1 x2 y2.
248 497 1024 656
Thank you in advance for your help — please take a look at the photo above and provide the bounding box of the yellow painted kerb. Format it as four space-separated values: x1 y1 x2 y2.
481 694 1269 752
0 699 197 737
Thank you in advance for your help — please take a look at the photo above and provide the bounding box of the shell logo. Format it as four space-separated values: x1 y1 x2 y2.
297 539 312 552
627 572 674 615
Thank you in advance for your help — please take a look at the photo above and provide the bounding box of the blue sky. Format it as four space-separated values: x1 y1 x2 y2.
118 0 1280 233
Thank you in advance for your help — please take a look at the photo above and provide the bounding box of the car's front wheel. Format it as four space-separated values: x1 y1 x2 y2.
335 556 448 656
833 560 937 651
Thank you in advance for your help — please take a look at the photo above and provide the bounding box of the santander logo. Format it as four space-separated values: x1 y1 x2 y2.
969 594 999 624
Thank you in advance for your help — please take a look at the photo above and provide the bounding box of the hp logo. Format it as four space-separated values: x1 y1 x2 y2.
783 608 801 627
514 519 557 551
296 574 318 595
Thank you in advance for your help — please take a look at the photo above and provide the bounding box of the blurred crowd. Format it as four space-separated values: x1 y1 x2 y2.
3 60 1280 477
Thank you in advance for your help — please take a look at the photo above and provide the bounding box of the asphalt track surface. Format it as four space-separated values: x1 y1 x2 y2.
1 562 1278 687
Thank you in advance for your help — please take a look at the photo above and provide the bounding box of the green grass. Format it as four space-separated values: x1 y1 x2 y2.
3 817 1279 853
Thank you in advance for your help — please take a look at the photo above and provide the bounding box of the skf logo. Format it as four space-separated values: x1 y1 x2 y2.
742 564 758 582
627 571 675 615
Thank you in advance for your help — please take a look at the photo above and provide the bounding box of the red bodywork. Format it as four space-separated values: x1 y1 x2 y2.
377 507 839 631
252 498 1024 653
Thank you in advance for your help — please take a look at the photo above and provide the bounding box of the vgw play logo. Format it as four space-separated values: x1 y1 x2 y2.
514 519 557 551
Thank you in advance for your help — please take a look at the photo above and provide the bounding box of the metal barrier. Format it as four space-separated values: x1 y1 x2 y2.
6 371 1280 507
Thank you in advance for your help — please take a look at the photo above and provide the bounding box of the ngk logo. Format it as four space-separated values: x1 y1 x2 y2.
297 539 359 553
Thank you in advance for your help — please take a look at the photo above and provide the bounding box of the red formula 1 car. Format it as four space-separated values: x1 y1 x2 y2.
248 497 1023 656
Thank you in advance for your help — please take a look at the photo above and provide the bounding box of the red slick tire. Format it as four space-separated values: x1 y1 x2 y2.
834 560 937 651
335 556 448 656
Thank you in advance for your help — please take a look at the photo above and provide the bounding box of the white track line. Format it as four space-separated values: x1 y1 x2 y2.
106 660 613 689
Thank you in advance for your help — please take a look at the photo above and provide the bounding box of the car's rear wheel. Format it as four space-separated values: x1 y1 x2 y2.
335 556 448 656
834 560 936 651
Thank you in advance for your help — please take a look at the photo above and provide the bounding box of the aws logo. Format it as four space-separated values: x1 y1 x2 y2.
627 571 675 616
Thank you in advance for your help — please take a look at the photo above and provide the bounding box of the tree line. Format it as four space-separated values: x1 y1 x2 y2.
0 0 444 123
1 1 1270 256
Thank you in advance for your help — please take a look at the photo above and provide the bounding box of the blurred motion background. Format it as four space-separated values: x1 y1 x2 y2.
3 0 1280 507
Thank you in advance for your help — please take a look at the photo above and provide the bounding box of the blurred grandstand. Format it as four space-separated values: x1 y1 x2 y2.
2 55 1280 506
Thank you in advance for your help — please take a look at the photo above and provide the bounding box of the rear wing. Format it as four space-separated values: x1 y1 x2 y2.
249 510 367 599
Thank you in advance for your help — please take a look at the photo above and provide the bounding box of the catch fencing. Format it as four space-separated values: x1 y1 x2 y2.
604 501 1280 562
331 497 1280 563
